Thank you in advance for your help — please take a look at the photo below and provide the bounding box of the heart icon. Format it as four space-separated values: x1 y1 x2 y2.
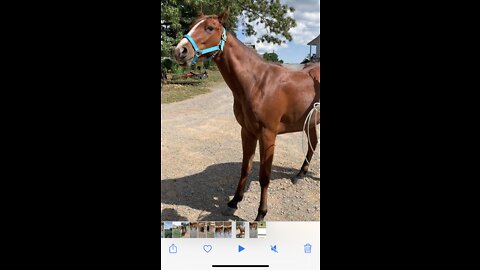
203 245 212 253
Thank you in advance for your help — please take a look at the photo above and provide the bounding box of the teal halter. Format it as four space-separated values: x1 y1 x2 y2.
184 27 227 65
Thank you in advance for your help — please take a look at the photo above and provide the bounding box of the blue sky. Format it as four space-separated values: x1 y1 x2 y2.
234 0 320 64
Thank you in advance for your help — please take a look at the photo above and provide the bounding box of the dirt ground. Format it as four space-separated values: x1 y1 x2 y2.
161 73 320 221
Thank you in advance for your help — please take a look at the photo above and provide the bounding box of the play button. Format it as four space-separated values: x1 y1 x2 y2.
238 245 245 252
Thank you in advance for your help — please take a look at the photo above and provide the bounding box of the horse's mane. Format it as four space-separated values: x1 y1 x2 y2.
229 33 291 69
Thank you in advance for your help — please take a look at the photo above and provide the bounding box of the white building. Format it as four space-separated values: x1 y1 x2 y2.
307 35 320 59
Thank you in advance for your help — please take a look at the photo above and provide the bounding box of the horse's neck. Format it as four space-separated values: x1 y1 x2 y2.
214 33 266 100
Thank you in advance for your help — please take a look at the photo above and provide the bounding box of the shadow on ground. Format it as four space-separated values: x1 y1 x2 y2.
161 162 319 221
160 208 189 221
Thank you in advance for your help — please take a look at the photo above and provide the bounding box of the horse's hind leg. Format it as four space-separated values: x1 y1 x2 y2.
292 125 319 184
227 128 257 210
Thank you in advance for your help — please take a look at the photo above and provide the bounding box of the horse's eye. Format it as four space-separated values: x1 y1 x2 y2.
207 26 214 32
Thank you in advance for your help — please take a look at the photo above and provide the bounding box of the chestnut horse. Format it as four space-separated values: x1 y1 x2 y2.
173 8 320 221
236 223 245 237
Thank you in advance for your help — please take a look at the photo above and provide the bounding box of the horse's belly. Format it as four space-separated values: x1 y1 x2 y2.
277 110 320 134
277 122 303 134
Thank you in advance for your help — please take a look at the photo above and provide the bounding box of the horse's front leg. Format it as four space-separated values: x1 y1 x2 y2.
255 127 277 221
227 128 257 210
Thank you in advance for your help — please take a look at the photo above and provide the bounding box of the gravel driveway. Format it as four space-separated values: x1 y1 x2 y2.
161 79 320 221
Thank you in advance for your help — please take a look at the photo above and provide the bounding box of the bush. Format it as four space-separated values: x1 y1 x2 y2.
171 63 184 75
162 58 173 71
194 62 203 72
263 52 279 62
208 61 218 71
203 59 211 70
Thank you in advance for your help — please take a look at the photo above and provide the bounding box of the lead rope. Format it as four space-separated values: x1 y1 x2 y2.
302 102 320 165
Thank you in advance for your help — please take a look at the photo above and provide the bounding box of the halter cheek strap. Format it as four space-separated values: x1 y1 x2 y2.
184 27 227 65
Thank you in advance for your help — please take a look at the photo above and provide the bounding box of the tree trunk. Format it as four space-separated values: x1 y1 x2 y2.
161 66 167 84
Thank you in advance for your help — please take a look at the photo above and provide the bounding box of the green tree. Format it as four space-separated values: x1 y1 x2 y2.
263 52 283 63
161 0 296 58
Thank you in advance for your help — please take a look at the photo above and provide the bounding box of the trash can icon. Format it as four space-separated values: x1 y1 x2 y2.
304 243 312 253
169 244 177 254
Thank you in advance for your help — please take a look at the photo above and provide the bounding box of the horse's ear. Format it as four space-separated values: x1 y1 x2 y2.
198 6 204 17
218 6 230 25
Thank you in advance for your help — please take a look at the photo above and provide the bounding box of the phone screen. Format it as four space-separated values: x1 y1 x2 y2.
161 2 320 268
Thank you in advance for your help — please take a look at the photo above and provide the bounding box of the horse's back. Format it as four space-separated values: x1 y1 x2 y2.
302 62 320 71
302 63 320 82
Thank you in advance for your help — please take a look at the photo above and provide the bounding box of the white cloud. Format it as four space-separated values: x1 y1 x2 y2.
284 0 320 45
237 14 289 54
236 0 319 53
300 12 321 23
255 42 288 54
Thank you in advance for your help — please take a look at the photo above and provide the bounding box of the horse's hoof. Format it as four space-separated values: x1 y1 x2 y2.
254 215 265 221
291 175 304 184
255 210 267 221
227 200 239 209
222 207 237 216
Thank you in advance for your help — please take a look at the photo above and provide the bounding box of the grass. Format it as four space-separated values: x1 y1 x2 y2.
161 68 224 104
172 228 181 238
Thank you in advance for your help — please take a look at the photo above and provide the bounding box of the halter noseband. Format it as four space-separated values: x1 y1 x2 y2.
184 27 227 65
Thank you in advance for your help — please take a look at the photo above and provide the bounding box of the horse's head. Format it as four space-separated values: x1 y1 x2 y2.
173 7 229 67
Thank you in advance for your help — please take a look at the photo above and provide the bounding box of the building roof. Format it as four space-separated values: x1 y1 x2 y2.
244 43 256 50
307 35 320 46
